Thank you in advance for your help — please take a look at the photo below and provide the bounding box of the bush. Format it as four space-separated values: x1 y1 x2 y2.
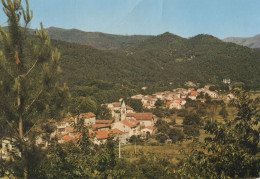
183 113 202 126
168 128 184 143
155 119 170 134
129 135 144 145
183 125 200 138
155 134 168 143
177 109 187 117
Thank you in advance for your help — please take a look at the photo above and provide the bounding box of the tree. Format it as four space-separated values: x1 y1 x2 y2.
205 93 211 103
155 99 163 108
183 112 202 127
0 0 69 178
155 133 168 143
126 98 143 112
219 106 228 119
155 119 170 134
183 125 200 138
97 105 112 120
168 128 184 143
178 89 260 178
76 97 97 114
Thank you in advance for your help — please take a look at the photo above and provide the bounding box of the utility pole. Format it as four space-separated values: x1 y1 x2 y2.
119 138 121 159
135 139 137 158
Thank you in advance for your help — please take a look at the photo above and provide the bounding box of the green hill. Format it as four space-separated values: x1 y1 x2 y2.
45 27 151 50
2 31 259 104
121 32 260 88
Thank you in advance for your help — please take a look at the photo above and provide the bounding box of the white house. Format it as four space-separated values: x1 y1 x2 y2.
126 113 155 127
141 126 156 138
1 138 21 160
206 91 218 98
112 119 140 138
227 93 235 100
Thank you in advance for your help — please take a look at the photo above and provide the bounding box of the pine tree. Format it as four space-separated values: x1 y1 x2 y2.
0 0 69 178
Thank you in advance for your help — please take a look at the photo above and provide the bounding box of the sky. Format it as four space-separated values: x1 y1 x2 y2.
0 0 259 39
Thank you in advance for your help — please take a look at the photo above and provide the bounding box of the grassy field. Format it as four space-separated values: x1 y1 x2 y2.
121 140 200 165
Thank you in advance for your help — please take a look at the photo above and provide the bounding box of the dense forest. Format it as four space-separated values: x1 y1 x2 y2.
52 31 260 89
2 26 259 109
44 31 260 107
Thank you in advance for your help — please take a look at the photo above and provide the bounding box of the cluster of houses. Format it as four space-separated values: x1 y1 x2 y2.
1 85 235 160
0 101 157 160
132 86 219 110
48 101 157 145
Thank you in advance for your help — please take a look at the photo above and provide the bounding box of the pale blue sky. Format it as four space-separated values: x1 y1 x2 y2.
0 0 259 38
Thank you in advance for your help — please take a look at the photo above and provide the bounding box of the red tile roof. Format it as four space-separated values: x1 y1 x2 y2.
126 113 153 120
166 101 173 106
95 130 108 139
122 119 139 128
62 135 74 141
144 96 153 100
174 100 181 104
109 128 123 135
80 112 96 118
154 92 164 95
146 126 155 131
126 105 134 110
112 102 121 107
66 126 75 133
95 120 113 124
190 91 198 96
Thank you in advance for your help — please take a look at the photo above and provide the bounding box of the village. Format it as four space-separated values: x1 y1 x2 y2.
1 85 234 160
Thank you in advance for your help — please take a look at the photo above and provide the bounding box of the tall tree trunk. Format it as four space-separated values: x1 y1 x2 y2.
18 86 28 179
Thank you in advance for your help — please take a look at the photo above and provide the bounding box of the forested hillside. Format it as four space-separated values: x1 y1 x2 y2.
52 32 260 90
45 27 151 50
1 31 259 105
122 32 260 89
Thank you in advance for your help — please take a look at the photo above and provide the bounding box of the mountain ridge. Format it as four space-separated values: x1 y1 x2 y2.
44 27 152 50
223 34 260 49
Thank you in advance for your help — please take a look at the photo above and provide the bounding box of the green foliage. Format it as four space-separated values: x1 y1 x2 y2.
219 106 228 119
155 99 163 108
178 89 260 178
205 93 212 103
126 98 143 112
0 1 69 178
76 96 97 114
183 112 202 126
168 128 184 143
129 135 144 145
155 119 170 134
40 30 260 104
177 109 187 117
155 133 168 143
96 105 112 120
36 129 125 178
183 125 200 138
